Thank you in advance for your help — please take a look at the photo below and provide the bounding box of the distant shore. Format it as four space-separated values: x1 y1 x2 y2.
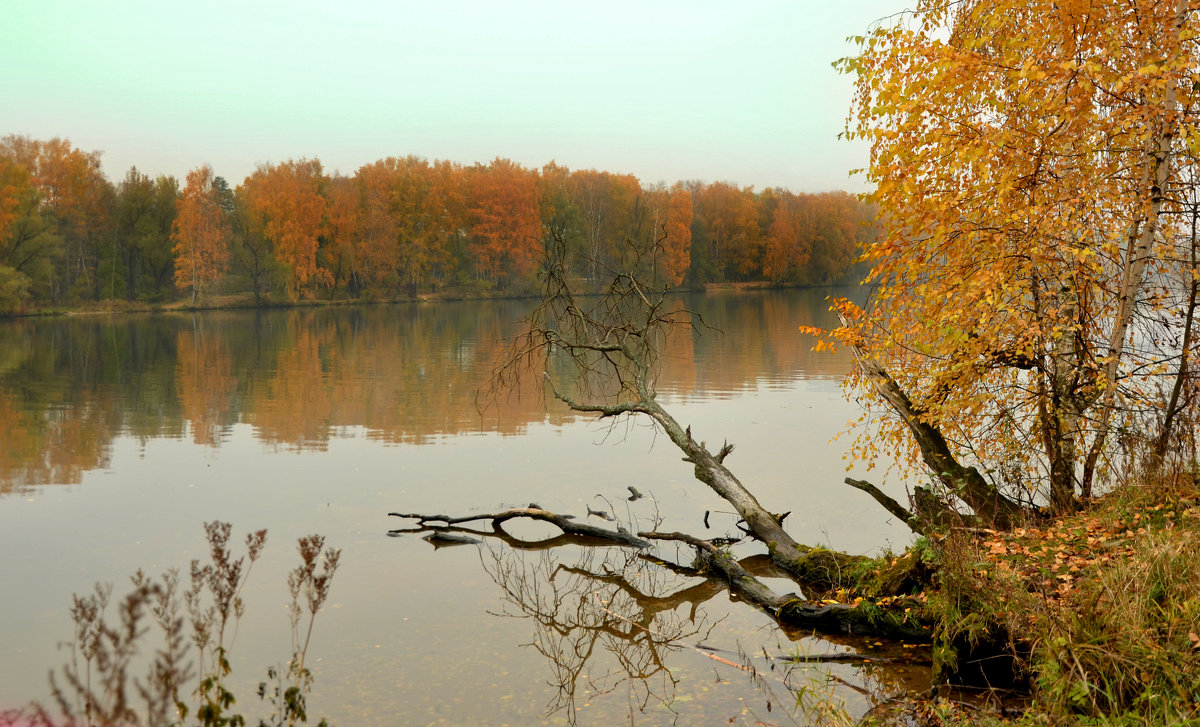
2 280 856 319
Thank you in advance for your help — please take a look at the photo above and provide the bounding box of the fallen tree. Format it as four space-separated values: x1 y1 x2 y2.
392 238 943 660
390 505 932 642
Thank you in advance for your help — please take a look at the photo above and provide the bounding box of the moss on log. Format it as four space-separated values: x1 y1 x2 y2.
778 598 933 641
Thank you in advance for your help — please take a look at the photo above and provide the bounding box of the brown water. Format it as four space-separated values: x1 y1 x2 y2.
0 290 923 725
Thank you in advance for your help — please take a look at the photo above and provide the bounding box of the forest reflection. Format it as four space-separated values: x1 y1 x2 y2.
473 540 932 725
0 290 856 494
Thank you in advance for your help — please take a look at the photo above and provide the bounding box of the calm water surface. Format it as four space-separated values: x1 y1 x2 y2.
0 289 921 725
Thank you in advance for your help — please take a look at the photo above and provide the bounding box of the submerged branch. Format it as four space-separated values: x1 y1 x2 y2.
640 530 797 610
639 530 933 641
393 502 934 643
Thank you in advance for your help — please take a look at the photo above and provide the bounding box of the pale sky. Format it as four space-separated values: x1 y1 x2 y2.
2 0 910 193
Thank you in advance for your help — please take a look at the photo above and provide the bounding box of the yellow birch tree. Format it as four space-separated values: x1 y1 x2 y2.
823 0 1198 519
172 165 231 303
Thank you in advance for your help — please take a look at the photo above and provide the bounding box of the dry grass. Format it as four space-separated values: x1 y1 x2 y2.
916 473 1200 725
12 521 340 727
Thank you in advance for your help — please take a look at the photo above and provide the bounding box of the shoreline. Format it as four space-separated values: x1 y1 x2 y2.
0 280 857 320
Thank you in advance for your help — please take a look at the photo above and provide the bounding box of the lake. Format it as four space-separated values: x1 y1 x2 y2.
0 289 922 725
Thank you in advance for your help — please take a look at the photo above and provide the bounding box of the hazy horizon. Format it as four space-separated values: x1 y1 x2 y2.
3 0 910 191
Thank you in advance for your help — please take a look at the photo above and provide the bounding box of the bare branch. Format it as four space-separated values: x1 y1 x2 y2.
389 507 651 548
715 442 734 463
843 478 923 534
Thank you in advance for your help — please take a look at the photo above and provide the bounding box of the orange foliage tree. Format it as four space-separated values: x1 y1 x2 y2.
632 183 695 286
318 174 361 294
426 159 468 284
1 136 112 302
0 158 38 309
172 165 231 302
662 187 693 286
353 159 402 292
803 192 868 285
242 159 328 298
761 189 810 284
826 0 1197 518
467 158 541 287
693 181 762 280
388 155 461 292
350 156 465 296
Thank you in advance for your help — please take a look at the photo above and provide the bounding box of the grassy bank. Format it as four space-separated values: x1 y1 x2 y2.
882 471 1200 725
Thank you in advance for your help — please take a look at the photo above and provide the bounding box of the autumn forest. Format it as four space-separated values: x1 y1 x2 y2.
9 0 1200 722
0 135 876 312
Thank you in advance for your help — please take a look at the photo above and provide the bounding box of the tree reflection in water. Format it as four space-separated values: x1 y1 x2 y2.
483 547 710 721
456 534 932 725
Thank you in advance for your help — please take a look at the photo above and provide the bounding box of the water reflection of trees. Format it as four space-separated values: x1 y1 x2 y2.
0 291 858 492
175 327 235 446
0 384 115 494
474 539 931 726
392 506 927 725
483 547 714 722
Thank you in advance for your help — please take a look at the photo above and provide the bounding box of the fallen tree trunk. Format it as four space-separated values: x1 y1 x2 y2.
641 530 796 609
643 530 933 641
448 240 963 687
391 504 934 643
776 599 931 642
553 385 862 588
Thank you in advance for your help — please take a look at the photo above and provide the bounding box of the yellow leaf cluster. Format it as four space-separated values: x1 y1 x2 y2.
837 0 1200 499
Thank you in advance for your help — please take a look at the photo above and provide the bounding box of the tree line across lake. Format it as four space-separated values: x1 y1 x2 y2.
0 135 877 311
